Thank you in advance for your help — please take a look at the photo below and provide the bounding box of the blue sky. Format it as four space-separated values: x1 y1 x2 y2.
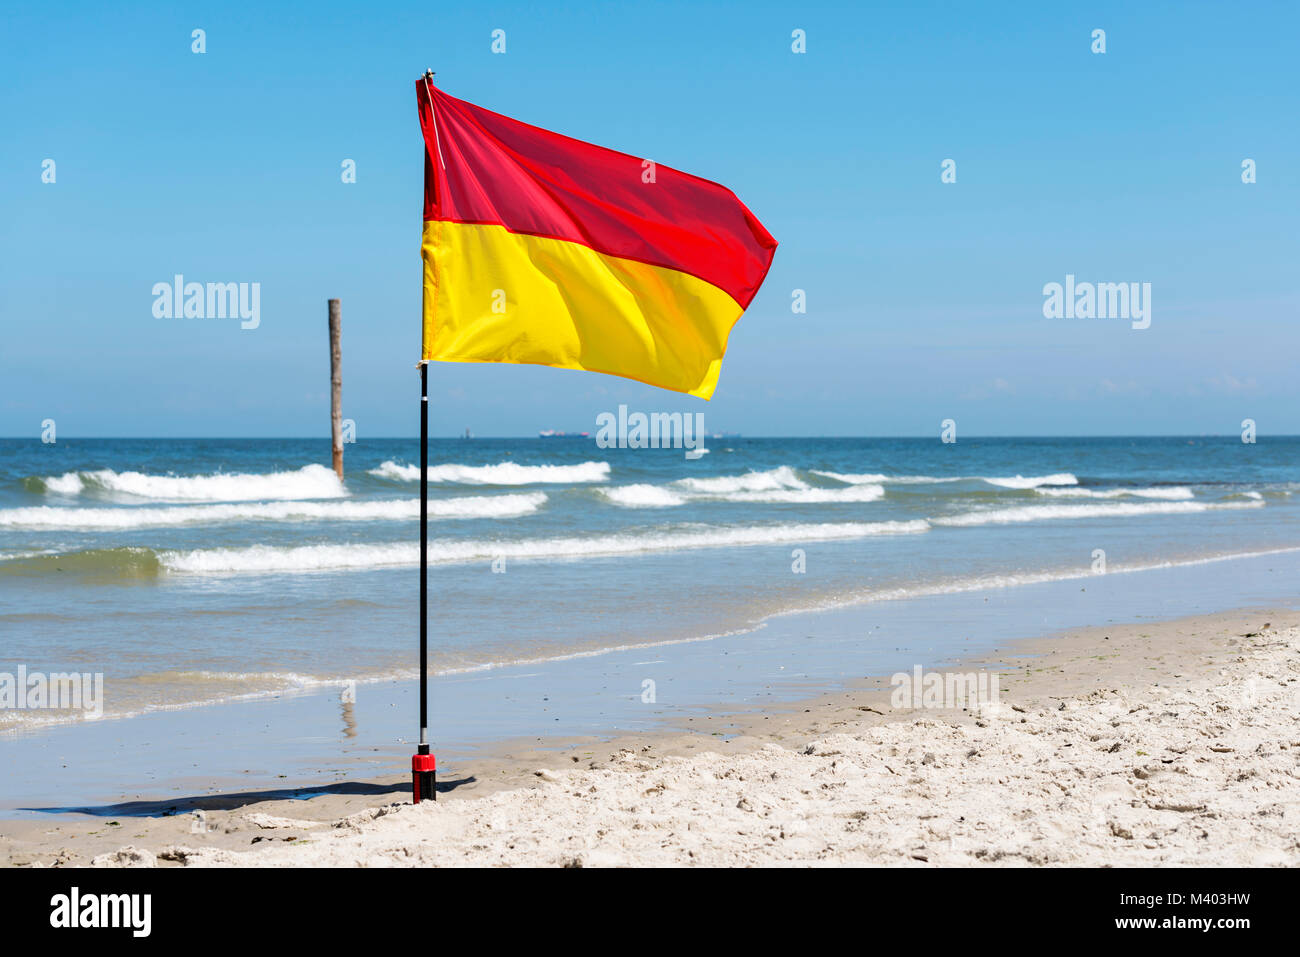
2 0 1296 437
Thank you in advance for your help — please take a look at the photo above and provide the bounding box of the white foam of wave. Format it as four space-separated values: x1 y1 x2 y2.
0 669 360 735
1035 486 1195 501
160 520 932 574
811 470 891 484
725 484 886 504
601 475 884 507
672 465 807 494
0 493 546 529
776 544 1300 620
132 669 334 687
370 460 609 485
598 485 688 508
980 473 1078 489
0 549 57 562
43 473 87 495
813 470 1077 488
368 461 419 481
934 499 1262 527
41 464 346 501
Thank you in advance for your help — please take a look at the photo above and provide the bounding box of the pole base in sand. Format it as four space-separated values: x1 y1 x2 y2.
412 750 437 803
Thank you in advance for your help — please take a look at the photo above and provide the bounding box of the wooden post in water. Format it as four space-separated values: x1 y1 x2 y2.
328 298 343 480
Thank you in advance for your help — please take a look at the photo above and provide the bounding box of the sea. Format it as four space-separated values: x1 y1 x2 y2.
1 435 1296 746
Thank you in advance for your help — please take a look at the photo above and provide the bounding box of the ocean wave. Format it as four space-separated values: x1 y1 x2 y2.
1034 486 1194 501
809 470 890 484
129 669 334 688
722 484 885 504
370 459 610 485
979 473 1078 489
0 669 354 734
158 520 932 574
33 464 346 501
41 473 87 495
672 465 807 493
812 470 1077 488
774 544 1300 618
0 548 60 565
604 464 1078 508
934 499 1261 527
598 484 688 508
811 470 949 485
599 478 885 508
0 493 546 529
0 547 164 578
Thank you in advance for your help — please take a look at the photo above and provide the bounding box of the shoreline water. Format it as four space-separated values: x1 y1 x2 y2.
3 546 1299 811
4 541 1299 737
1 603 1292 866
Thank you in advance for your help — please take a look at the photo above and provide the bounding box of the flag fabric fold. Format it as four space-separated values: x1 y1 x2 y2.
416 79 777 399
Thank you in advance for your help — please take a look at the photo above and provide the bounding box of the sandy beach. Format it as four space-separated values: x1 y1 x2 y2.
3 607 1295 868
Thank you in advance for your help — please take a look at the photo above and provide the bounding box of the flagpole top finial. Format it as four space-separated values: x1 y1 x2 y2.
423 69 435 80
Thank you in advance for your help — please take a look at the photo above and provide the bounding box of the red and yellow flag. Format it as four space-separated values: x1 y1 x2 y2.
416 79 777 399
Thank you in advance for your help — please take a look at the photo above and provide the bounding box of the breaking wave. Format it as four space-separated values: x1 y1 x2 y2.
370 460 610 485
158 520 932 574
598 485 688 508
599 476 885 508
33 464 346 502
672 465 806 494
812 470 1078 488
933 499 1262 527
979 473 1079 489
0 493 546 529
1034 486 1194 501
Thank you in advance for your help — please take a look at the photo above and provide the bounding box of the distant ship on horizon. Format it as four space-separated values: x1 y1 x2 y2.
538 430 591 438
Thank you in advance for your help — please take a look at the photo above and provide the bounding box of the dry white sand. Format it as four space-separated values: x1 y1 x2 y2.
63 612 1298 868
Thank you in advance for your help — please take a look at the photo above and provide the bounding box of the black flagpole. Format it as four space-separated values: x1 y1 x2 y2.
412 69 438 803
412 360 436 801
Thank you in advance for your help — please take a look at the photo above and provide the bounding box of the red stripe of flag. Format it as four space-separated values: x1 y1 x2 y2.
418 82 778 308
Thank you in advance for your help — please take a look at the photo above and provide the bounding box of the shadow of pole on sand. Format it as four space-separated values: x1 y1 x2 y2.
19 775 477 818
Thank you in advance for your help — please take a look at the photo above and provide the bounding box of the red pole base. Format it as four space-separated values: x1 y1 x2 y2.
412 752 437 803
